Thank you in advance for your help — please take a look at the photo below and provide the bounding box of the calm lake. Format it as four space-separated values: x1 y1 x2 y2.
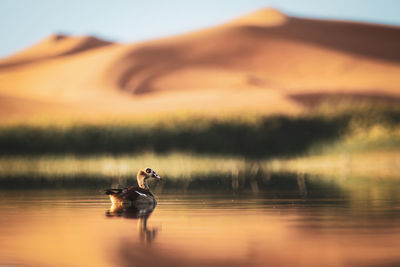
1 173 400 267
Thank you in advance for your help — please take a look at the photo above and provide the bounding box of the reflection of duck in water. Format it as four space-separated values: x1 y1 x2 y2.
105 168 162 207
106 203 155 219
106 204 159 244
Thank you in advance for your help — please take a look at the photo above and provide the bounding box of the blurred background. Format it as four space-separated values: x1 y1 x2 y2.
0 0 399 182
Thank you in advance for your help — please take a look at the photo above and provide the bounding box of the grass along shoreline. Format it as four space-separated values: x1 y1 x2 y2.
0 148 399 181
270 151 400 179
0 153 248 179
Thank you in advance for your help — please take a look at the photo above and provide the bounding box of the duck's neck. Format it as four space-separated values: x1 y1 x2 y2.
137 171 150 190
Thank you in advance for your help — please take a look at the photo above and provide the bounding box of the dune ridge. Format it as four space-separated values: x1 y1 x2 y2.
0 8 399 121
224 8 289 27
0 34 113 69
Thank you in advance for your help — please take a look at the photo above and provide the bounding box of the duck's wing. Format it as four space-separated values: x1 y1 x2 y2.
122 186 154 201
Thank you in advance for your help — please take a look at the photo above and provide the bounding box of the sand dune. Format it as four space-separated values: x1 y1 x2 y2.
0 8 399 121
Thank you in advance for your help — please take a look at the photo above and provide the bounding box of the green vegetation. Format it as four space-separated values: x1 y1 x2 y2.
308 122 400 155
2 105 399 158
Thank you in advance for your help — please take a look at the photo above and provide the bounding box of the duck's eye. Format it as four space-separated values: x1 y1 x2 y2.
145 168 152 173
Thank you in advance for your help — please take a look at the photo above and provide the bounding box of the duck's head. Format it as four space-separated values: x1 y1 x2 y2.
137 168 162 189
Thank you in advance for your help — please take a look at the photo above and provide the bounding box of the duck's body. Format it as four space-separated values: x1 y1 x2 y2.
105 168 161 207
105 186 156 205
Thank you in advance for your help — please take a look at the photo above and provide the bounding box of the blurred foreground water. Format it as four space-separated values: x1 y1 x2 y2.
0 172 400 267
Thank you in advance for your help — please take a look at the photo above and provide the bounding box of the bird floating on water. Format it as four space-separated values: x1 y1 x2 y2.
105 168 162 207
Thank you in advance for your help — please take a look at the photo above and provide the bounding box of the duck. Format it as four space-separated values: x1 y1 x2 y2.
105 168 162 207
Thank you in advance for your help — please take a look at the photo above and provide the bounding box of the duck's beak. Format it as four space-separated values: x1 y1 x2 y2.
153 173 162 180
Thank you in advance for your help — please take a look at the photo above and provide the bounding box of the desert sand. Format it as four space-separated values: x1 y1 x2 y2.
0 8 399 122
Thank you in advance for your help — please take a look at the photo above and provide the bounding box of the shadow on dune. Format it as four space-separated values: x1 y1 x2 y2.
352 259 400 267
246 17 400 63
288 92 400 108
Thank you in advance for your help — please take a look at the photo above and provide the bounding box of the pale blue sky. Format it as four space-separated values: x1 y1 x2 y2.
1 0 399 58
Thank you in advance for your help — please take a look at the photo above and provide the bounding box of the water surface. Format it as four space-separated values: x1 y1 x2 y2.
1 174 400 267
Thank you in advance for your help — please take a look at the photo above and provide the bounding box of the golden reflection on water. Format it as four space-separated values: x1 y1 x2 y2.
0 192 399 267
